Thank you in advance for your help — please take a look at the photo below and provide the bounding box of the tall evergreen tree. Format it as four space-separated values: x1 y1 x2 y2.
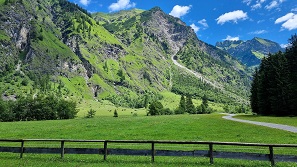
202 94 208 108
186 95 195 114
250 68 259 114
250 34 297 116
256 57 271 115
175 95 186 114
286 34 297 115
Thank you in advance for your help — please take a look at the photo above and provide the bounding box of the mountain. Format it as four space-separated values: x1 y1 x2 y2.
0 1 251 107
216 37 285 67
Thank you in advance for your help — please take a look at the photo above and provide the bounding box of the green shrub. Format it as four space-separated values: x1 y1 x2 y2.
148 101 163 116
113 109 118 117
162 108 173 115
0 95 78 122
85 109 96 118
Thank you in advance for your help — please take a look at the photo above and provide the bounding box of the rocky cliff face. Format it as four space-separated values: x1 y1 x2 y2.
142 7 193 54
216 37 285 66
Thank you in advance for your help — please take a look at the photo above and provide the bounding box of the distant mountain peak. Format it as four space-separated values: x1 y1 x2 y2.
216 37 284 66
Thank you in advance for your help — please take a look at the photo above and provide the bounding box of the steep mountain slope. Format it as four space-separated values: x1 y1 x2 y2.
216 37 284 67
0 1 251 107
96 7 251 103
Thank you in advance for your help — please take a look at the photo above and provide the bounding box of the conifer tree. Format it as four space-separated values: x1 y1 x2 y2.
186 95 195 114
250 68 259 114
250 34 297 116
178 95 186 114
286 34 297 115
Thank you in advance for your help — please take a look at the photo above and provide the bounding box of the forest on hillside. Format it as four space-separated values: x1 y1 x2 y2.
250 34 297 116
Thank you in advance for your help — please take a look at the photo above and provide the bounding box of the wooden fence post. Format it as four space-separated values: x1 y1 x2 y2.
209 143 214 164
20 140 24 158
151 142 155 163
104 141 108 160
61 140 65 158
269 146 275 166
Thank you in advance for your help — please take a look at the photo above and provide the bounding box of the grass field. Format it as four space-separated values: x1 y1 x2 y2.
1 153 292 167
1 114 297 143
76 91 225 118
1 113 297 166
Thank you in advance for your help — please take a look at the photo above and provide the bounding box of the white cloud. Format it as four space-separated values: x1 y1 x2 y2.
242 0 252 5
265 1 278 10
251 0 266 10
257 20 265 24
80 0 91 6
223 35 240 41
190 23 199 33
292 8 297 12
169 5 192 18
275 13 297 30
108 0 136 12
280 43 291 48
216 10 248 25
281 15 297 30
249 30 268 34
198 19 209 29
275 13 295 24
265 0 285 10
252 3 262 10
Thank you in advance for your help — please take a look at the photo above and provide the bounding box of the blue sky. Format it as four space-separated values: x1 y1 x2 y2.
68 0 297 47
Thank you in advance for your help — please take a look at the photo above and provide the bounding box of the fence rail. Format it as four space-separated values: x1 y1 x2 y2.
1 139 297 166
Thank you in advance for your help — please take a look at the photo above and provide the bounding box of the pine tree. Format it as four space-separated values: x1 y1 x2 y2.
257 57 271 115
113 109 118 117
202 94 208 108
186 95 195 114
286 34 297 115
176 95 186 114
250 35 297 116
250 68 259 114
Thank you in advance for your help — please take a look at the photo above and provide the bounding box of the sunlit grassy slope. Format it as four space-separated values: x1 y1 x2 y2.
1 114 296 144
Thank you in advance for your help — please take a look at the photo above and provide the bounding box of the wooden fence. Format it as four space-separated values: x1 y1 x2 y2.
1 139 297 166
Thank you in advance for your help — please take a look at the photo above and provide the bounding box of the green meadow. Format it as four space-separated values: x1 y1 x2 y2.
1 111 297 166
0 92 296 166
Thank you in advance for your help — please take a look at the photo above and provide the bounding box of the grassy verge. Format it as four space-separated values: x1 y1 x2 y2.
1 153 294 167
234 115 297 127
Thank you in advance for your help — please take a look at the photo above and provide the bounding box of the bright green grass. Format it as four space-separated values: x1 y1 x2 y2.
1 114 297 143
255 37 272 46
89 74 116 99
36 26 79 61
1 153 293 167
77 99 147 117
234 115 297 127
60 76 93 99
160 91 224 112
0 30 10 41
0 0 5 5
252 51 266 59
76 91 225 118
1 114 297 166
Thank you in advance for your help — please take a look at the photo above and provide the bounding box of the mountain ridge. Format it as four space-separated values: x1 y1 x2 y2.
216 37 284 67
0 1 251 107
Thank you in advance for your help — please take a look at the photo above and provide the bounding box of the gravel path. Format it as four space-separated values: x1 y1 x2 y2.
223 114 297 133
171 55 223 90
171 56 248 103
